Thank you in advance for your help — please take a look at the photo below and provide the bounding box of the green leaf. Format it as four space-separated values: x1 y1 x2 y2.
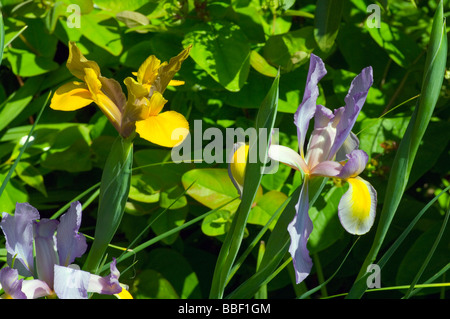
201 209 232 237
0 172 28 214
182 168 241 213
93 0 148 13
348 1 447 298
367 21 422 68
314 0 344 52
250 50 278 77
15 161 47 197
0 76 42 132
150 206 188 245
79 11 122 56
308 185 346 254
131 269 179 299
183 20 251 92
146 248 202 298
263 27 315 72
248 190 288 229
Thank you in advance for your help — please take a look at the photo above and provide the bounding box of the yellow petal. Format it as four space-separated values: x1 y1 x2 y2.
154 45 192 94
230 143 249 188
338 177 377 235
135 111 189 147
136 55 163 85
50 81 93 111
168 79 185 86
115 287 133 299
66 41 101 80
148 91 167 116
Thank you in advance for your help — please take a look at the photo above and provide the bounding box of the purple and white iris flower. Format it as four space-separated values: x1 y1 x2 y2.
268 54 377 284
0 202 131 299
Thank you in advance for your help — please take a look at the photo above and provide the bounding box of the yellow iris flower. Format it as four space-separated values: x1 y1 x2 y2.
50 42 191 147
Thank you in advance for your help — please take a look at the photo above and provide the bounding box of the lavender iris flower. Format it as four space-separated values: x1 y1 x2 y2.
268 54 377 284
0 202 130 299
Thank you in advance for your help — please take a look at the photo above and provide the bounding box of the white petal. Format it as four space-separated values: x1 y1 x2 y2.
338 177 377 235
268 144 308 173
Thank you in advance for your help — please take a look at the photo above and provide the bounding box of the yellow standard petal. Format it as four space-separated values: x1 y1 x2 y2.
66 42 101 80
136 55 163 87
338 176 377 235
50 81 93 111
230 144 249 188
135 111 189 148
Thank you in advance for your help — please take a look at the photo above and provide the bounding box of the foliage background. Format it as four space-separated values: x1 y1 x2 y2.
0 0 448 298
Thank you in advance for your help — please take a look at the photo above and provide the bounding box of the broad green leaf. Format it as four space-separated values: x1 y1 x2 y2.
15 161 47 197
201 209 232 237
128 174 160 204
150 206 188 245
308 185 345 254
367 21 422 68
131 269 179 299
248 190 288 229
0 173 28 214
314 0 344 52
0 76 42 132
146 248 202 298
116 10 149 33
183 20 251 92
6 47 59 76
250 50 278 77
79 11 122 56
263 27 315 72
181 168 241 213
93 0 148 13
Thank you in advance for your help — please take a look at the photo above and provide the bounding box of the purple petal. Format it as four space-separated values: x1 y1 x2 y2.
34 219 59 288
310 160 343 177
294 54 327 158
0 267 27 299
329 66 373 158
87 258 123 295
337 149 369 180
54 264 90 299
287 180 313 284
335 131 360 162
0 203 40 277
56 201 87 266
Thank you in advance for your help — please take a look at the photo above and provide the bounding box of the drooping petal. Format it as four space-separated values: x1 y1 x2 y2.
0 203 40 277
0 267 27 299
56 201 88 267
33 219 59 288
66 41 101 80
338 176 377 235
294 54 327 158
53 264 90 299
99 76 127 112
329 66 373 158
288 178 313 284
268 144 308 173
228 142 248 197
148 91 168 116
337 149 369 180
21 279 53 299
135 110 189 148
50 81 93 111
86 258 123 295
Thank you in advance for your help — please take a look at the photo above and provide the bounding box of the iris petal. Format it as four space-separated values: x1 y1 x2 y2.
268 144 308 173
135 111 189 147
228 143 248 196
294 54 327 158
287 178 313 284
50 82 93 111
338 177 377 235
